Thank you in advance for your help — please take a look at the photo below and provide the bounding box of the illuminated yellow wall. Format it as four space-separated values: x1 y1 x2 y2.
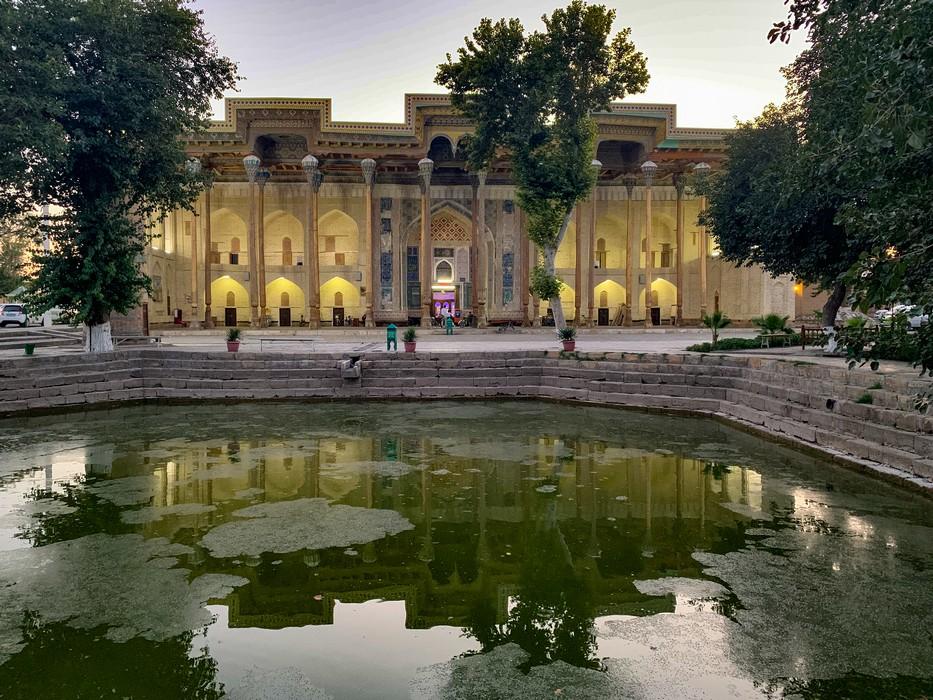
319 209 359 267
265 210 304 263
594 280 626 309
320 276 362 320
211 276 250 323
266 277 305 311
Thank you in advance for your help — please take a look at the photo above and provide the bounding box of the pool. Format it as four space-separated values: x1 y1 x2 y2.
0 401 931 698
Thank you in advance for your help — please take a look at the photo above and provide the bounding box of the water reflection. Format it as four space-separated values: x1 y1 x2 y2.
0 402 931 698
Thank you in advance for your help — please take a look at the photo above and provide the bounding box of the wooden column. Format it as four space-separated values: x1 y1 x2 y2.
519 207 529 325
587 191 597 325
623 175 636 326
362 158 377 327
244 155 260 328
202 184 213 328
189 192 201 329
257 169 269 326
699 194 709 318
642 161 656 328
475 170 488 327
301 156 322 328
695 162 711 319
530 234 540 326
574 204 583 324
673 173 686 326
418 158 434 328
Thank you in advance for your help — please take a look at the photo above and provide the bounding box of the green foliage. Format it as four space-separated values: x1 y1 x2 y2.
699 104 858 326
855 393 874 405
752 313 792 335
225 327 241 343
701 310 731 347
868 381 883 390
837 314 921 368
0 222 27 295
530 265 563 301
687 335 802 353
767 0 933 376
437 1 648 325
557 327 576 341
0 0 237 329
403 327 417 343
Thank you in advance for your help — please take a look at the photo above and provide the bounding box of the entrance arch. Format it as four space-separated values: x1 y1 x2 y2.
266 277 304 327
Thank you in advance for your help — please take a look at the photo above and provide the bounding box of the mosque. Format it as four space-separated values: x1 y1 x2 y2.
143 95 799 329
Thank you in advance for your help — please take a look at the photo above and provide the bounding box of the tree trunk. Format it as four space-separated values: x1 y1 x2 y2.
822 282 847 327
543 246 566 329
85 319 114 353
544 209 574 330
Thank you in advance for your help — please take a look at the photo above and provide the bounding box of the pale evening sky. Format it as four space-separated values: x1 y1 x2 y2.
191 0 807 129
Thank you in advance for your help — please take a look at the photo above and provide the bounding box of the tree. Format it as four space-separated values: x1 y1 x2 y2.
0 221 28 296
770 0 933 377
0 0 237 351
699 104 862 327
436 0 648 328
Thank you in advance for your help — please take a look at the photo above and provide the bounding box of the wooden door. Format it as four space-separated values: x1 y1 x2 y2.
279 308 291 328
224 307 237 327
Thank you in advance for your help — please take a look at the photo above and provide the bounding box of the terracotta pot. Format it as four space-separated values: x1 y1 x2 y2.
561 340 576 352
404 341 417 353
227 341 240 352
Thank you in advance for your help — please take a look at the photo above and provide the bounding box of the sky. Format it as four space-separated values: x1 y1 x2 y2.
191 0 808 129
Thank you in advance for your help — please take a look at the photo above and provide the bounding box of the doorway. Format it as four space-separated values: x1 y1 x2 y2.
224 308 237 327
279 308 292 327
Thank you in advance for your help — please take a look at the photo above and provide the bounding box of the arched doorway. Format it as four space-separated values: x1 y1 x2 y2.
211 277 249 326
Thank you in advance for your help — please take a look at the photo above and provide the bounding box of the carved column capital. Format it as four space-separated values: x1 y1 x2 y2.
673 172 686 198
418 158 434 194
361 158 377 188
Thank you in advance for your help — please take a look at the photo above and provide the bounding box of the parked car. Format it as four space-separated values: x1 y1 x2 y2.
906 306 929 329
0 304 28 328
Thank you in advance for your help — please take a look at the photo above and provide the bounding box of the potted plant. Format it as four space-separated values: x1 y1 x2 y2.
558 326 576 352
403 326 417 353
226 327 242 352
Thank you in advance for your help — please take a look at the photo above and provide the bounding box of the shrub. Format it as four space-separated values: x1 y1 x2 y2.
557 327 576 341
701 310 731 346
752 313 792 334
226 327 241 342
855 393 873 404
403 327 417 343
686 334 802 353
837 314 920 368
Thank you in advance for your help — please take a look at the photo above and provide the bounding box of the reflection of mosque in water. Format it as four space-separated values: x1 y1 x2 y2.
102 433 763 650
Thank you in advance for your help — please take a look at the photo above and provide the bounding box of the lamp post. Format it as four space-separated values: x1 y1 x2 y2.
418 157 434 327
693 162 711 319
641 160 657 328
185 158 202 329
301 155 322 328
243 154 261 327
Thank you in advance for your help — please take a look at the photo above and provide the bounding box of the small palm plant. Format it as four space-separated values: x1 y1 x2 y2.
701 310 731 347
752 313 792 335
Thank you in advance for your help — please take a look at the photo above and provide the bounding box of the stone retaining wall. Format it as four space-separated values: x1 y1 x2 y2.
0 349 930 488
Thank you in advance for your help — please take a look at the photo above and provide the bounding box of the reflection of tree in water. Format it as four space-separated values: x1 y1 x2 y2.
0 613 223 700
17 482 132 547
464 498 599 671
771 673 933 699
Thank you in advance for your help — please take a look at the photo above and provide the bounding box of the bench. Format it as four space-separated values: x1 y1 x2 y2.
759 333 792 348
257 337 315 352
113 335 162 347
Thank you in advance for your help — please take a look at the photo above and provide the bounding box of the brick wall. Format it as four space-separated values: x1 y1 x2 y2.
0 349 929 487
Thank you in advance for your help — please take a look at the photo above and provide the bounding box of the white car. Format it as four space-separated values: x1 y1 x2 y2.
906 307 929 329
0 304 28 328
